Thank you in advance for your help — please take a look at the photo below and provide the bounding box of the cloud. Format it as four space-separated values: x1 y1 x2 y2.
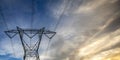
0 37 23 58
46 0 120 60
0 0 120 60
87 48 120 60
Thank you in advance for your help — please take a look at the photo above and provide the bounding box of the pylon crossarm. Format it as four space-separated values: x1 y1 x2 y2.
4 31 18 39
24 31 38 38
43 30 56 34
44 30 56 39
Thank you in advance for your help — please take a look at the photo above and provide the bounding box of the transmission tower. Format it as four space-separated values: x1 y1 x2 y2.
5 27 56 60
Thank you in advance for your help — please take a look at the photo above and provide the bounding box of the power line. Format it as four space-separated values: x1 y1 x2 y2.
0 7 9 30
0 6 17 57
31 0 35 29
45 0 73 56
30 0 36 50
53 0 73 31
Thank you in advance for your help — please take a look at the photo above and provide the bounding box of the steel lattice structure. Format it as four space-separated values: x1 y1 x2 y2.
5 27 56 60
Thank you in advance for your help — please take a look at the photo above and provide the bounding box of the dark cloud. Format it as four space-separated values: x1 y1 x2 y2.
99 0 120 34
104 17 120 33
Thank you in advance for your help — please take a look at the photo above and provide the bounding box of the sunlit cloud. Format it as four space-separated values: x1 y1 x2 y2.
0 0 120 60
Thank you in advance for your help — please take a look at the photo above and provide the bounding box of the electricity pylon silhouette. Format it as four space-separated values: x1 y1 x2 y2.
5 27 56 60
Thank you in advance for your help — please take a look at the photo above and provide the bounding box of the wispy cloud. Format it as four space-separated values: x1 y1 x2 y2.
0 0 120 60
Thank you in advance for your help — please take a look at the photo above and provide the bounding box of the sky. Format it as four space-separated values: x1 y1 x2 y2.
0 0 120 60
